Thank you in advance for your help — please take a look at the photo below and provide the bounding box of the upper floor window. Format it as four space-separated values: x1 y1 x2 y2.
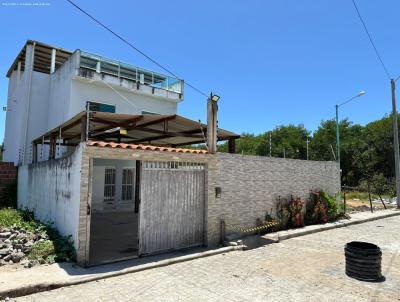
87 101 115 113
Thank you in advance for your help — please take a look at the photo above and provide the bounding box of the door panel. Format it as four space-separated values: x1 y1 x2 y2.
139 161 205 255
89 162 138 265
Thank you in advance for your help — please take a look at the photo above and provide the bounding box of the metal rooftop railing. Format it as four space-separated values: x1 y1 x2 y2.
79 51 183 94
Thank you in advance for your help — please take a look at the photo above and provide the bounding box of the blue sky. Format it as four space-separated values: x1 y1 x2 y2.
0 0 399 141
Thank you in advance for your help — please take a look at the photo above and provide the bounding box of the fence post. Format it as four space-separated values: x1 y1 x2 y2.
220 219 226 244
343 191 346 213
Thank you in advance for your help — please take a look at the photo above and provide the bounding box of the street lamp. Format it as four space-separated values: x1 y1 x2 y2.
335 90 366 170
207 92 220 153
211 94 220 102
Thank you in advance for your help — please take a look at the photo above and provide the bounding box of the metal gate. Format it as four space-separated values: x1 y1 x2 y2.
139 161 205 255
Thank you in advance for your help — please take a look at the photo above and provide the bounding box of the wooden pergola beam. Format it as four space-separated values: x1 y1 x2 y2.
136 115 176 128
124 127 206 144
90 115 144 132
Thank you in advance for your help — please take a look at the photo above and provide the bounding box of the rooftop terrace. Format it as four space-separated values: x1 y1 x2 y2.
7 40 184 96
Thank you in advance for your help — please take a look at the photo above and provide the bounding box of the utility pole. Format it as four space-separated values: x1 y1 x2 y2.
207 93 220 154
306 138 310 160
269 132 272 157
391 79 400 209
335 104 340 166
335 91 365 181
283 148 286 159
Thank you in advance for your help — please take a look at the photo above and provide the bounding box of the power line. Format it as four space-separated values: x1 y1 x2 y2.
351 0 391 79
65 0 209 98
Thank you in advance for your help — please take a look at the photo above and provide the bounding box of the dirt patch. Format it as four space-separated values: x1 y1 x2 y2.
345 199 395 212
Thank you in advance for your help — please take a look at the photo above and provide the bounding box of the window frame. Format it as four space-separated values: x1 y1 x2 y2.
103 167 116 203
121 167 135 203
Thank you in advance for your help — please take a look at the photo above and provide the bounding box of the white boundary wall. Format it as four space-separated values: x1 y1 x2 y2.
17 145 83 250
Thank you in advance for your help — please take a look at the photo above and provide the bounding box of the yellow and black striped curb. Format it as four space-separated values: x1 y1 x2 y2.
233 221 279 233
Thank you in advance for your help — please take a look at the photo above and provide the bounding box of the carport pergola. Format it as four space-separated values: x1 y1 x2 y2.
31 111 240 161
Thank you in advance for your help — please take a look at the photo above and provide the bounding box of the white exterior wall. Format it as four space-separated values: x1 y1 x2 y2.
26 72 51 156
4 70 25 164
4 70 51 164
4 44 52 165
46 52 78 130
17 145 83 250
4 46 181 166
69 79 178 117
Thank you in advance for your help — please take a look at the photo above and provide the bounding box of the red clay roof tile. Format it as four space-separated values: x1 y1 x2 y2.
86 140 208 154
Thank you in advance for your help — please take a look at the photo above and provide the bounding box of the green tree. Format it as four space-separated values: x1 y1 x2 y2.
259 125 310 159
310 119 365 186
217 113 399 196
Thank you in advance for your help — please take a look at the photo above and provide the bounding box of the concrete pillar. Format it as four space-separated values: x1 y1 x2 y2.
16 61 21 86
96 61 101 73
21 43 35 165
207 98 218 154
50 48 56 73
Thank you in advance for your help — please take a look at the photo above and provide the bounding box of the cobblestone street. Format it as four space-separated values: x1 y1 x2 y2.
17 216 400 302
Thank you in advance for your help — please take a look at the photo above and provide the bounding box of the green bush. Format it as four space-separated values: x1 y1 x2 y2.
305 192 329 225
0 208 76 263
0 208 41 231
28 241 56 261
320 191 338 221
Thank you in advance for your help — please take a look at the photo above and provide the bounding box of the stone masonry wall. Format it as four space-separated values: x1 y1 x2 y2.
211 153 340 236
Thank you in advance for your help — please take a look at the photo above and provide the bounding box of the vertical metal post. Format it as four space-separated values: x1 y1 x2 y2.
391 79 400 209
283 148 286 158
343 191 346 214
306 139 309 160
207 93 218 154
335 104 340 167
220 219 226 244
368 185 373 213
269 132 272 157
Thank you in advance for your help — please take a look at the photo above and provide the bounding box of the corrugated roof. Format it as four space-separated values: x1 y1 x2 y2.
87 140 209 154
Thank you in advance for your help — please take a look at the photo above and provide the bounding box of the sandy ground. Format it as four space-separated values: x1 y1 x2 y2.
346 198 396 211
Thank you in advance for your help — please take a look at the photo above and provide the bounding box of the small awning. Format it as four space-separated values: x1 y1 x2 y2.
33 111 240 148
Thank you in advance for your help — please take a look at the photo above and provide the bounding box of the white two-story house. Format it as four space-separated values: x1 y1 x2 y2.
4 40 184 165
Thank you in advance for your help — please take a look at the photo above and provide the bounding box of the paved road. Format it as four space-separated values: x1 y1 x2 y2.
17 216 400 302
